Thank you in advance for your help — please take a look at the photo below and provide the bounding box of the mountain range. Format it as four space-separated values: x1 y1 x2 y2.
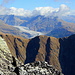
62 15 75 23
0 15 75 38
0 12 75 75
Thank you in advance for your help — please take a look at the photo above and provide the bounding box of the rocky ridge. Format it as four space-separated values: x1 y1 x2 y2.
0 15 75 38
0 36 63 75
1 33 75 75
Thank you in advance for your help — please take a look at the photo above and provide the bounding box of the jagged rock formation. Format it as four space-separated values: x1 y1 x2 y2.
0 33 75 75
0 33 61 71
18 61 63 75
0 36 63 75
0 36 13 74
0 36 23 75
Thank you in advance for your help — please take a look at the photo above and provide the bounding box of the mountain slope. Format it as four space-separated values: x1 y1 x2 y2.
20 15 61 33
59 35 75 75
1 15 75 38
0 15 25 26
20 15 75 33
0 36 23 74
1 33 75 75
0 36 63 75
20 15 75 38
0 20 20 35
46 28 74 38
0 20 33 38
0 33 61 70
62 15 75 23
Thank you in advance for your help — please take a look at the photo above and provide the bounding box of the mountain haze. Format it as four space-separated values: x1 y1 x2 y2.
0 15 75 38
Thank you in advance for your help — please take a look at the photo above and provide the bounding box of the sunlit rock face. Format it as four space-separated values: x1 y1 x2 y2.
0 36 14 74
0 36 23 75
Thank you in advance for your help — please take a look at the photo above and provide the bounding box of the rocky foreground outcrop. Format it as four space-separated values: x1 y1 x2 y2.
18 61 63 75
0 36 24 74
0 32 75 75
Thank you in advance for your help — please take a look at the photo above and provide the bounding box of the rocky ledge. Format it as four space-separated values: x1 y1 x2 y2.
17 61 63 75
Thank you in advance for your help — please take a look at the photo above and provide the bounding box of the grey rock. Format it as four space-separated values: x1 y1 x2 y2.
18 61 64 75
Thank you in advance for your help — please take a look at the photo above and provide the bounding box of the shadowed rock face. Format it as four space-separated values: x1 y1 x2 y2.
0 33 75 75
25 36 61 71
59 35 75 75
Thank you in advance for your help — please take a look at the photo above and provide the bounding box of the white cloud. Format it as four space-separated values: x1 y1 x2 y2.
0 4 74 18
0 5 10 15
32 4 70 17
32 7 59 17
54 4 70 17
9 7 32 17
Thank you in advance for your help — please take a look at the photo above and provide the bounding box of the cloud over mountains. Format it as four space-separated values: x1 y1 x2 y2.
0 4 74 18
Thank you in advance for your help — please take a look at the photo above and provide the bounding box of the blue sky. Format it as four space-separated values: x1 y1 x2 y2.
0 0 75 10
0 0 75 17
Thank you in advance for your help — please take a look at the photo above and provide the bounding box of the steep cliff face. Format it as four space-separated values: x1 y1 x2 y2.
1 33 75 75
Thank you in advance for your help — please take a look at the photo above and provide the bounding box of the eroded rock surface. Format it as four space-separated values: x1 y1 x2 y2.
0 36 23 75
18 61 63 75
